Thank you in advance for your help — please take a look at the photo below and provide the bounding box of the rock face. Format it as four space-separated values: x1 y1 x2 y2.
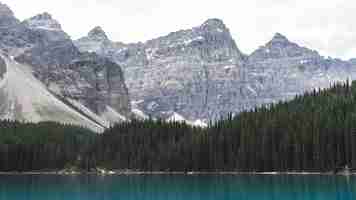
76 19 245 68
0 3 131 130
23 12 130 118
0 3 33 55
0 54 105 132
18 12 80 67
245 33 354 107
70 53 130 117
75 22 356 122
248 33 319 62
1 1 356 125
76 19 248 121
0 56 5 79
0 2 18 27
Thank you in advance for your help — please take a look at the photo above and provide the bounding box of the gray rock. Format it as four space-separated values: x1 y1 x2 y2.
17 12 130 118
245 33 355 110
70 53 131 117
1 1 356 125
0 56 5 79
75 22 356 122
0 4 131 128
349 58 356 65
0 54 105 132
0 3 33 55
0 2 18 27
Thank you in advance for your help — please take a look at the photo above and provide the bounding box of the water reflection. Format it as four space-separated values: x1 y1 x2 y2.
0 175 355 200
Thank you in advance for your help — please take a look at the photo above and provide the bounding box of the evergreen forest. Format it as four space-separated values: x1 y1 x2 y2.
1 81 356 172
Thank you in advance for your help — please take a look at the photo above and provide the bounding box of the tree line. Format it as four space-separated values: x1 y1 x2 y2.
1 81 356 172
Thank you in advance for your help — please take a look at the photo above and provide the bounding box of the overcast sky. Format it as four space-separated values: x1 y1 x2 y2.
2 0 356 59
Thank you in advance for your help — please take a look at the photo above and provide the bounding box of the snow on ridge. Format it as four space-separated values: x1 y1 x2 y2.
183 36 204 45
224 65 236 70
192 119 208 128
167 112 208 128
131 100 145 106
101 106 128 125
28 25 61 31
167 112 186 122
132 108 149 120
300 59 309 64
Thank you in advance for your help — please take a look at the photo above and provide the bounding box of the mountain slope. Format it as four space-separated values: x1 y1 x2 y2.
0 54 105 132
75 19 247 121
1 1 356 125
245 33 355 105
0 3 132 126
75 21 356 122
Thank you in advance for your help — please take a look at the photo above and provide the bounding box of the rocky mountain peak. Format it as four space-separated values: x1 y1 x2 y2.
0 2 14 16
0 2 19 27
248 33 320 62
88 26 108 41
24 12 62 31
200 18 228 32
268 32 291 46
32 12 53 20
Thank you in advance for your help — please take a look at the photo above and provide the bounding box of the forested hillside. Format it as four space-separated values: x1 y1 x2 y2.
1 81 356 172
0 121 95 171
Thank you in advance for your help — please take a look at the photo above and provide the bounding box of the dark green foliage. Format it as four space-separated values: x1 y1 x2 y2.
91 81 356 172
1 81 356 172
92 119 206 171
0 121 96 171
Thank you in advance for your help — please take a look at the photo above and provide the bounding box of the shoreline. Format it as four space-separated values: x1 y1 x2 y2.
0 171 354 176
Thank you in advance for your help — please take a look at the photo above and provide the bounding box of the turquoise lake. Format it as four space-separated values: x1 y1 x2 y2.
0 174 355 200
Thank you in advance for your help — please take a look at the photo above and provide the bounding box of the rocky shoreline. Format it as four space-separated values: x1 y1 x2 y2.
0 170 354 176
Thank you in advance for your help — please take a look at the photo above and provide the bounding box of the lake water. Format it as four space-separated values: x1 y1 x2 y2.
0 174 355 200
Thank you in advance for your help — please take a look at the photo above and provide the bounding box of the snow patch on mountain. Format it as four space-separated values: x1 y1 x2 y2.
192 119 208 128
101 106 128 125
167 112 208 127
132 108 149 120
167 112 186 122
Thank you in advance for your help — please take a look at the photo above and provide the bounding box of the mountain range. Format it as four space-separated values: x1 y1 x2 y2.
0 2 130 132
0 2 355 131
74 18 356 122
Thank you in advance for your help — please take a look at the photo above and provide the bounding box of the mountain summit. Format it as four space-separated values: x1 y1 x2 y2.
75 19 356 122
249 32 320 62
0 3 132 131
75 19 246 121
269 32 290 44
88 26 109 41
0 2 18 27
0 2 14 17
1 2 356 126
200 18 228 32
23 12 63 31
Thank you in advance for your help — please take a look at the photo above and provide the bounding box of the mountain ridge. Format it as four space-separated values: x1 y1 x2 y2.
1 1 355 125
0 2 132 131
75 18 356 122
0 54 105 132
